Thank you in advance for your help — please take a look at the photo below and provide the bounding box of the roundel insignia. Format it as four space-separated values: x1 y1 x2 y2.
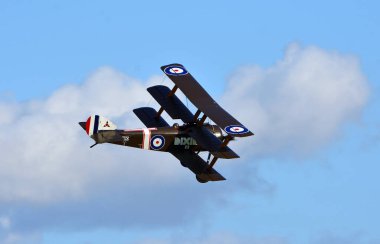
164 65 188 76
224 125 249 135
150 135 165 150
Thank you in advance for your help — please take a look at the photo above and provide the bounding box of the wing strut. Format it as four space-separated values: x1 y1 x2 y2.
155 85 178 118
193 108 207 127
207 157 218 170
193 109 201 123
206 135 233 170
167 85 178 96
197 114 207 126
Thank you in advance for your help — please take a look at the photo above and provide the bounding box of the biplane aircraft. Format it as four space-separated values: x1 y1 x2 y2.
79 64 253 183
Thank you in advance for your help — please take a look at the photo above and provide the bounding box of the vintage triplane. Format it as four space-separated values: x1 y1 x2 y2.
79 64 253 183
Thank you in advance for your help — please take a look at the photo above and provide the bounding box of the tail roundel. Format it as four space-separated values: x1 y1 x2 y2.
85 115 117 136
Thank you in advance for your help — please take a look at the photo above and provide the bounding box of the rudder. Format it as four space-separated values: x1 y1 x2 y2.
85 115 117 136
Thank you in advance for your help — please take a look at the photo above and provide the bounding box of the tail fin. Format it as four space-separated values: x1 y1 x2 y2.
80 115 117 137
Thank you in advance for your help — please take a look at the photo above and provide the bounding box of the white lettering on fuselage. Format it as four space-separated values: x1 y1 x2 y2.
174 137 197 149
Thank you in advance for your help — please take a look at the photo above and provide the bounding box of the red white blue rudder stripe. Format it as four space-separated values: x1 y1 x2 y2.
85 115 117 136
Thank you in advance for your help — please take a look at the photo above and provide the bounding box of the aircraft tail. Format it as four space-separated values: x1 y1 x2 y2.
79 115 117 137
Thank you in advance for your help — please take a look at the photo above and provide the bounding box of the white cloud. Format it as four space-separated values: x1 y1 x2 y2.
0 44 370 238
0 66 268 235
223 43 369 157
0 67 164 203
1 45 368 204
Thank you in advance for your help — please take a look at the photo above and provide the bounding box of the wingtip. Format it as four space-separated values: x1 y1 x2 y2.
227 131 254 138
161 63 185 70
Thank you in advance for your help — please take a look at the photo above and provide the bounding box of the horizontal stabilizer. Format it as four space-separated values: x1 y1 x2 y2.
161 64 253 137
147 85 194 123
187 127 239 159
79 122 86 130
171 150 226 182
133 107 169 128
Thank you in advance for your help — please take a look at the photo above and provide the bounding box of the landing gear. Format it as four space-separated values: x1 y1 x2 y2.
206 152 211 164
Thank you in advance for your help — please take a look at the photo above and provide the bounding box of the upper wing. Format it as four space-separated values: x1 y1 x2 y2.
161 63 253 137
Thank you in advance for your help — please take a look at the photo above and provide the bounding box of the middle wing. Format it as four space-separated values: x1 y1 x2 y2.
147 85 194 123
186 126 239 159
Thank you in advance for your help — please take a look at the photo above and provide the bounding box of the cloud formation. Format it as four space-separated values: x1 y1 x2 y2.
0 44 370 241
0 66 269 240
0 67 151 203
223 43 369 157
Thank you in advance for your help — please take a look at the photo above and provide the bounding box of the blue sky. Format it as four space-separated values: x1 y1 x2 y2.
0 1 380 244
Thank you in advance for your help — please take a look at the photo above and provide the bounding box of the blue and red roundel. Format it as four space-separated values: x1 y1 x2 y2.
150 135 165 150
224 125 250 135
163 65 188 76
